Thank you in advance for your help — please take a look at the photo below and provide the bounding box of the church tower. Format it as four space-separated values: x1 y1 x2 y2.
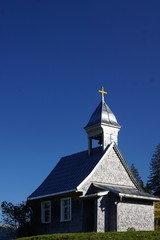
84 87 121 155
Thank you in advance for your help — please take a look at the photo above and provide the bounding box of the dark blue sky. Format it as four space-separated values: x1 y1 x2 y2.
0 0 160 206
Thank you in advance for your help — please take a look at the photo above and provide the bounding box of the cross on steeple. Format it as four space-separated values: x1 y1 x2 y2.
98 86 107 102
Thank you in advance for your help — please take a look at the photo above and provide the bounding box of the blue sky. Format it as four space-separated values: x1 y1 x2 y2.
0 0 160 207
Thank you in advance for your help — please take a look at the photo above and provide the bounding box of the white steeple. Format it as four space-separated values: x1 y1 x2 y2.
84 87 121 155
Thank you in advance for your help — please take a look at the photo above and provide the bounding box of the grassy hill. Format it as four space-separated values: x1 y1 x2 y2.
17 231 160 240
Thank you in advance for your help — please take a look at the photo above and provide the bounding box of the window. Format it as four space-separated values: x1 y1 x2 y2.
41 201 51 223
60 198 71 221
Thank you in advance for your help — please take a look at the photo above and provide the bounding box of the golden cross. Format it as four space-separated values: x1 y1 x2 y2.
98 86 107 101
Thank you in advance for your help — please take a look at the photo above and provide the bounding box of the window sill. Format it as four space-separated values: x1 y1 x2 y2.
60 219 71 222
41 221 51 224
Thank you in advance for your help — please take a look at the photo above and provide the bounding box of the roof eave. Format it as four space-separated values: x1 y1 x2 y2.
119 193 160 202
27 189 80 201
84 122 121 131
80 191 109 199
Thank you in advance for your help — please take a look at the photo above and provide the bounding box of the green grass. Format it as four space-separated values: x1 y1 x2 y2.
17 231 160 240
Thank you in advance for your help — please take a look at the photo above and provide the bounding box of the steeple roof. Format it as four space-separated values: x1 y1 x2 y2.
85 100 120 129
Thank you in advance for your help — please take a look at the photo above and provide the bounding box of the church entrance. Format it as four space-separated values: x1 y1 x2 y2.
82 199 95 232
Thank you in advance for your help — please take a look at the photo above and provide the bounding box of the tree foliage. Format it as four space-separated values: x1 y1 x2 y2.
1 201 31 229
147 144 160 196
130 163 144 189
1 201 32 237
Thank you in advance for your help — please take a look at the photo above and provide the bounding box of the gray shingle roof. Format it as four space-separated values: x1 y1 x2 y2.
93 183 160 201
85 100 120 129
28 147 104 200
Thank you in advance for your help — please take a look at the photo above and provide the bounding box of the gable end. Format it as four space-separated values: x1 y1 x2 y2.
113 144 142 191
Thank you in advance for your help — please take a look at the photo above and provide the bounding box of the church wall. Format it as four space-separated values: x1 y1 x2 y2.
97 196 105 232
96 194 118 232
28 199 47 235
28 195 84 235
50 196 83 233
79 147 135 194
82 199 97 232
107 194 118 232
117 199 154 231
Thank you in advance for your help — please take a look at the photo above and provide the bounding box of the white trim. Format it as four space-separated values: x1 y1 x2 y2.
41 200 51 223
28 189 77 201
119 193 160 201
81 191 109 199
60 197 72 222
93 182 134 189
98 191 109 196
77 142 114 191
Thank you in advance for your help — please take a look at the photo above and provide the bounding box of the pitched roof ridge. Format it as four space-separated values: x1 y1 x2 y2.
60 147 102 160
93 182 135 189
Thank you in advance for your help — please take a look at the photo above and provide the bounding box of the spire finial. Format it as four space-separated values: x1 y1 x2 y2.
98 86 107 102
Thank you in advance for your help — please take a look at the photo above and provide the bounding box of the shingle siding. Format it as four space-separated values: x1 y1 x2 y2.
117 200 154 231
79 147 135 194
97 196 105 232
95 194 118 232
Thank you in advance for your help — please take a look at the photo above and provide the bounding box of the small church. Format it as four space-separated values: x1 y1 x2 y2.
28 87 160 234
